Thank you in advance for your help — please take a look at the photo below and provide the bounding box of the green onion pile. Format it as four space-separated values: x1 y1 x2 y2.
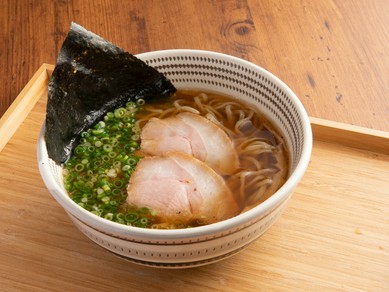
63 99 155 228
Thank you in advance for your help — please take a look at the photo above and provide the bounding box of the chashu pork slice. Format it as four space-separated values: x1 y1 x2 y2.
126 152 240 225
140 112 239 175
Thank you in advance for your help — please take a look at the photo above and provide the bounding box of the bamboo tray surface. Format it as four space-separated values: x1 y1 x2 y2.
0 64 388 291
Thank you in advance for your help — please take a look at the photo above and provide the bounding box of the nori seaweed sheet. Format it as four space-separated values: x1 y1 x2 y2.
45 23 176 164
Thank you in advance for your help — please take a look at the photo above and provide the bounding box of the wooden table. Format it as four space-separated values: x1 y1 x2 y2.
1 1 388 291
1 0 388 131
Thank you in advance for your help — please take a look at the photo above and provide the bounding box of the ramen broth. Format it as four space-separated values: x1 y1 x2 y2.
136 90 289 213
63 90 288 229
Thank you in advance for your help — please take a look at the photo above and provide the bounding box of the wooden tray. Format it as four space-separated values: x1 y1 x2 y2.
1 64 388 291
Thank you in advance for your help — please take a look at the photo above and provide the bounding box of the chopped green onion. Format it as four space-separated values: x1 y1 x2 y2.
127 158 137 165
136 98 145 106
122 165 131 171
74 164 84 172
139 217 148 225
92 128 105 135
101 196 110 204
114 108 126 118
116 213 125 220
64 102 148 227
107 169 117 178
125 212 139 222
125 101 136 109
104 213 114 220
102 184 111 192
113 180 124 188
85 181 94 189
103 144 113 152
108 151 117 158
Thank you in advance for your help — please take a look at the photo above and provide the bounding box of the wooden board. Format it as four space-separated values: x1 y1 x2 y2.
1 64 388 291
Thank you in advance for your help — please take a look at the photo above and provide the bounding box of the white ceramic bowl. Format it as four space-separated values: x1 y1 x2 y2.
37 49 312 268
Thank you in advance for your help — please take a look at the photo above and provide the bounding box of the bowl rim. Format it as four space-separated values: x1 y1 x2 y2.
38 49 312 240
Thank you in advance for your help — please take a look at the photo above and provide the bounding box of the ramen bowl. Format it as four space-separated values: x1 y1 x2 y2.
37 49 312 268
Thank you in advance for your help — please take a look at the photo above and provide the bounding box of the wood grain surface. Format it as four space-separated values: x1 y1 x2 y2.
1 0 388 131
0 65 388 291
